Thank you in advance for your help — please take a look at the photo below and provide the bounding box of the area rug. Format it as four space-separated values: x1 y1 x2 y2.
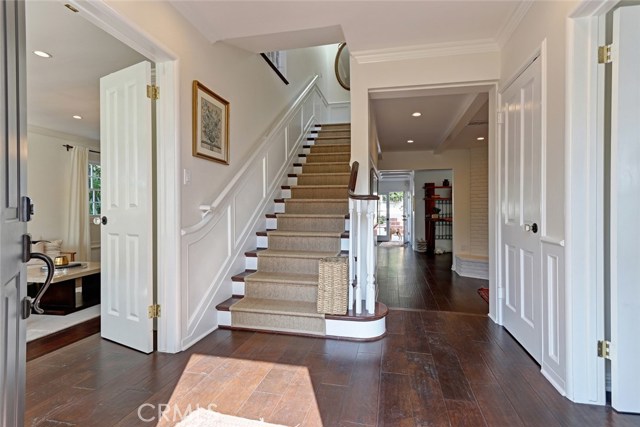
175 408 287 427
478 287 489 304
379 241 405 247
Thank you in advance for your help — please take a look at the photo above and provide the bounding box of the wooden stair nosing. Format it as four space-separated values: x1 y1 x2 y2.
231 270 256 282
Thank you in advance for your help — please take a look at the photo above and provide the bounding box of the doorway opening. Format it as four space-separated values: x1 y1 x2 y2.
23 0 178 358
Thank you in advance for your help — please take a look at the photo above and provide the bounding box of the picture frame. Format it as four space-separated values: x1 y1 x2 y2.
192 80 230 164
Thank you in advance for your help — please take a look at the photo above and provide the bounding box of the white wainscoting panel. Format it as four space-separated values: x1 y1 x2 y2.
541 239 566 395
328 101 350 123
180 76 335 349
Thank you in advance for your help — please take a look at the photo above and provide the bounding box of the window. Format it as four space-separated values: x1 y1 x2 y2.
88 163 101 216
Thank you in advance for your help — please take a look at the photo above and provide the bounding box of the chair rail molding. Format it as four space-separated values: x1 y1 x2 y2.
179 75 333 349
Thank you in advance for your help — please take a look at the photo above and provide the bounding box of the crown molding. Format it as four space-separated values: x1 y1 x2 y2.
496 1 534 48
352 39 499 64
28 125 100 148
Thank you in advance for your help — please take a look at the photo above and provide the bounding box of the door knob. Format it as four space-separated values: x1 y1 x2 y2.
101 216 108 225
525 223 538 233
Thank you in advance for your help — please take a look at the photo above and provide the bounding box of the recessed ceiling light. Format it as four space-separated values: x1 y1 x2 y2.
411 112 422 117
72 115 82 120
477 137 485 141
33 50 52 58
407 139 414 144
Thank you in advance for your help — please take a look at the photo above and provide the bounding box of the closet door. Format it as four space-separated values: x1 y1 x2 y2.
610 4 640 414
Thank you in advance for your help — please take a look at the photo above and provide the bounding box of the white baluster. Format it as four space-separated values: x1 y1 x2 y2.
355 199 363 314
348 199 355 310
366 200 376 314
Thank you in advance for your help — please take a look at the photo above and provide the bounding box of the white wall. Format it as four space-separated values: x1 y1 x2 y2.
27 126 100 261
106 1 347 229
350 50 500 193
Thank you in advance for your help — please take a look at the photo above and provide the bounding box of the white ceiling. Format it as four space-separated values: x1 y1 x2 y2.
26 1 146 141
171 1 525 53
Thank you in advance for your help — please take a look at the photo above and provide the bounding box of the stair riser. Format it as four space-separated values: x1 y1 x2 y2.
304 154 350 163
284 200 348 214
267 218 349 232
273 217 346 232
309 145 350 155
301 163 350 174
317 124 350 131
314 130 350 136
267 235 341 252
258 256 321 275
257 235 349 251
296 175 350 186
230 311 325 335
244 281 317 303
291 187 348 199
312 138 351 144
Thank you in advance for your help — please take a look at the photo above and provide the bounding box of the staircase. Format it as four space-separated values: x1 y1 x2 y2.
218 123 352 336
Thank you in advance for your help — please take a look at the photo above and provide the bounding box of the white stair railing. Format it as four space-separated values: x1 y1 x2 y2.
348 161 378 314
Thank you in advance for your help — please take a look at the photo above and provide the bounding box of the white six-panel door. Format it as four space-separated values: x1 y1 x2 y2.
500 57 543 363
610 4 640 414
100 61 154 354
0 0 28 424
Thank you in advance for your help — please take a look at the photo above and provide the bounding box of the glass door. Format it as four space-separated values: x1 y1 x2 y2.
377 194 390 241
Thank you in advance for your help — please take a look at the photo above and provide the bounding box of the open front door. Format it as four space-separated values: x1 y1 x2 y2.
610 4 640 413
500 56 543 363
100 61 154 353
0 0 28 423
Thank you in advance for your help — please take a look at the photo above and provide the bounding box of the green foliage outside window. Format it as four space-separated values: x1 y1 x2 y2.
89 163 101 216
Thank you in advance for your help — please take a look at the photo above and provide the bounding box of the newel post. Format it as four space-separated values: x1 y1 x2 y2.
366 200 376 314
355 199 363 314
348 199 356 310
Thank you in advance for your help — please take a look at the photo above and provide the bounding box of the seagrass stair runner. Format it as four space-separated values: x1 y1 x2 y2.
227 123 351 335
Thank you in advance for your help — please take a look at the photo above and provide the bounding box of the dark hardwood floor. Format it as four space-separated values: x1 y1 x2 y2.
25 247 640 426
377 247 488 314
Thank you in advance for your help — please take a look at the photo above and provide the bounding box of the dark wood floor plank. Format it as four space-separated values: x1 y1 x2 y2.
428 333 475 402
445 399 487 427
378 372 416 427
340 351 381 426
471 383 525 427
406 351 450 426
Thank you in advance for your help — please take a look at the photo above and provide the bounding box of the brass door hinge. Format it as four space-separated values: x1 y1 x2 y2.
147 85 160 100
148 304 161 319
598 45 612 64
597 340 611 359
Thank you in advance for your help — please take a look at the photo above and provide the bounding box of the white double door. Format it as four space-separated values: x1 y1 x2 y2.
500 56 543 363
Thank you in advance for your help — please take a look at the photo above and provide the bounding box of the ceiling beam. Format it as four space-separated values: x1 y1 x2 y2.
434 92 488 154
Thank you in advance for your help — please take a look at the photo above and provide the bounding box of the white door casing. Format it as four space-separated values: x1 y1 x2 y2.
100 61 154 354
610 4 640 413
500 56 543 363
0 0 27 424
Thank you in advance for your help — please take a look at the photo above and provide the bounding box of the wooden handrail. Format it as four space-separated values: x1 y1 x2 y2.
349 161 379 201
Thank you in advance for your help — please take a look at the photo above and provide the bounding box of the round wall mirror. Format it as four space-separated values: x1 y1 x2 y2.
335 43 350 91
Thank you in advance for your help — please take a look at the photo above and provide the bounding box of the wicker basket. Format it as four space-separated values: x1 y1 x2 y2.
317 256 349 315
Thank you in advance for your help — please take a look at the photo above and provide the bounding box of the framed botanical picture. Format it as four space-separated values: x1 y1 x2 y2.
192 80 230 164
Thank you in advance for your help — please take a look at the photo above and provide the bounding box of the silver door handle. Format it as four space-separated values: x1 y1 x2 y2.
524 223 538 233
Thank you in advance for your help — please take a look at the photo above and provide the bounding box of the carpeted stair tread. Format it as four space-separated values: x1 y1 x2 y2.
230 298 323 318
257 249 339 259
276 213 346 218
245 270 318 285
284 198 347 203
266 230 343 237
292 185 348 188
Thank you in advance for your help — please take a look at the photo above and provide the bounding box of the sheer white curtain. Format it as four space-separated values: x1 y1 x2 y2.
67 147 90 260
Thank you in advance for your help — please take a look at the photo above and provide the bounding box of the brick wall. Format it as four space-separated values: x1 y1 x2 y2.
469 146 488 256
